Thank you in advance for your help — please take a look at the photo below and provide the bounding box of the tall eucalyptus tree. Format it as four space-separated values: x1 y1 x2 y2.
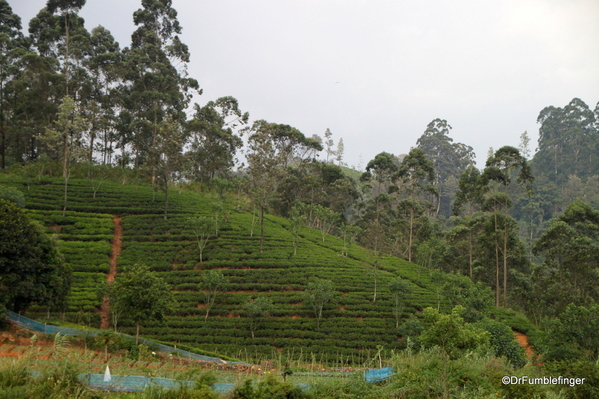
0 0 26 168
125 0 199 179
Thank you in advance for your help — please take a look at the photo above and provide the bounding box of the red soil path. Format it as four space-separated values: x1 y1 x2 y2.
514 331 534 359
99 216 122 329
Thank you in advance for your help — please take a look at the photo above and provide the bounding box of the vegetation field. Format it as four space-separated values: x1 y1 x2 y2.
1 176 442 363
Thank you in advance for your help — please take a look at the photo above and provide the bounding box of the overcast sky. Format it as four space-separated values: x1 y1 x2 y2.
10 0 599 170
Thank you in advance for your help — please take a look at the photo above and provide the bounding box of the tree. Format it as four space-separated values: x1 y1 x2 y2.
416 118 475 217
244 297 274 339
340 224 361 257
7 49 62 163
532 199 599 310
445 214 485 278
335 137 344 166
360 220 388 302
312 204 339 242
0 199 71 313
360 151 398 222
186 96 247 182
304 278 335 329
541 304 599 362
481 146 533 307
395 148 437 262
86 25 122 164
289 206 306 256
0 185 24 207
0 0 26 169
188 216 214 263
420 306 489 359
388 277 412 328
30 0 90 98
437 272 493 322
534 98 597 184
323 128 334 163
199 269 227 321
246 120 321 252
108 264 175 344
151 117 186 220
518 131 531 160
42 96 87 216
452 165 483 216
125 0 199 176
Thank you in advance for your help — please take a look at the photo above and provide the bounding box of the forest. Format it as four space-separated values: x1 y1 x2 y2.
2 0 599 398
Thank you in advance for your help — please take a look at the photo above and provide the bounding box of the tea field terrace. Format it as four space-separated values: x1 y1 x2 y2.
0 176 442 364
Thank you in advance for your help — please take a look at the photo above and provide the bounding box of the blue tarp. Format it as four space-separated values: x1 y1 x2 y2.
364 366 393 383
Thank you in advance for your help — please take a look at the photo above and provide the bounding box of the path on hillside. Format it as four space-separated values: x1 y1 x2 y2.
99 216 122 329
514 331 534 359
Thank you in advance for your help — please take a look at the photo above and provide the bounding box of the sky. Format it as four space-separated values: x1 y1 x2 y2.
9 0 599 170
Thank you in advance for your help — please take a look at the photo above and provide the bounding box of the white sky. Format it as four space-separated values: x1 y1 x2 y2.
9 0 599 170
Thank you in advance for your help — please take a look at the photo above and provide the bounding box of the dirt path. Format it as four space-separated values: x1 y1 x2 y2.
99 216 122 329
514 331 534 359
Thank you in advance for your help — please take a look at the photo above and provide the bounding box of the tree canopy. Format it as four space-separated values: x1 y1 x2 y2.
0 198 70 313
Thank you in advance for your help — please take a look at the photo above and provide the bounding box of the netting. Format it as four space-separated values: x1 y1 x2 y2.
5 310 243 365
81 374 235 393
364 366 393 383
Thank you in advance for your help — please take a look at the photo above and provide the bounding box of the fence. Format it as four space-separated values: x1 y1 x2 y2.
83 374 235 393
5 310 245 366
5 310 391 390
364 366 394 383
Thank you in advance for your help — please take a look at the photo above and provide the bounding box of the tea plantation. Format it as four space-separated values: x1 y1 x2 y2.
1 176 443 364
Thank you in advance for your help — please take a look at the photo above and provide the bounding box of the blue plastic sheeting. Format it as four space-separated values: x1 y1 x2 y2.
364 367 393 383
81 374 235 393
5 310 247 366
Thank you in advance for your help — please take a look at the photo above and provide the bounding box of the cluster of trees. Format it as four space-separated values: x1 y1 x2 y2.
0 0 248 217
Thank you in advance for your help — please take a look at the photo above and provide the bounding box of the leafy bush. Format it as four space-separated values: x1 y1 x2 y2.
232 374 312 399
476 318 526 368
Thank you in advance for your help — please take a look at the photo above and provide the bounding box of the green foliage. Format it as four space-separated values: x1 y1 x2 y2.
544 360 599 399
304 279 335 329
540 303 599 362
109 264 176 344
531 199 599 315
388 277 412 328
0 185 24 206
0 199 71 313
244 297 275 339
476 318 526 368
420 306 490 359
232 373 312 399
437 272 493 322
200 269 227 320
0 358 29 390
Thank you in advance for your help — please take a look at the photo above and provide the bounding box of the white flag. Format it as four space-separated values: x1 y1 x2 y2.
103 365 112 382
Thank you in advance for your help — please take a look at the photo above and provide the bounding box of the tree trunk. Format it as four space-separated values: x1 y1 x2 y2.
408 208 414 262
259 205 265 253
468 230 474 279
136 322 140 345
503 225 509 307
163 177 169 220
0 117 5 170
62 131 69 217
62 174 69 218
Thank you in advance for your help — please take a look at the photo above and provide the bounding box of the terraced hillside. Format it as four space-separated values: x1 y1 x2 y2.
1 176 441 363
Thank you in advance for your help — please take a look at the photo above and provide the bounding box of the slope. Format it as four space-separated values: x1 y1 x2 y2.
0 175 441 364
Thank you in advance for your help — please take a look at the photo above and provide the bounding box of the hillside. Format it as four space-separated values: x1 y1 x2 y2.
0 175 441 363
